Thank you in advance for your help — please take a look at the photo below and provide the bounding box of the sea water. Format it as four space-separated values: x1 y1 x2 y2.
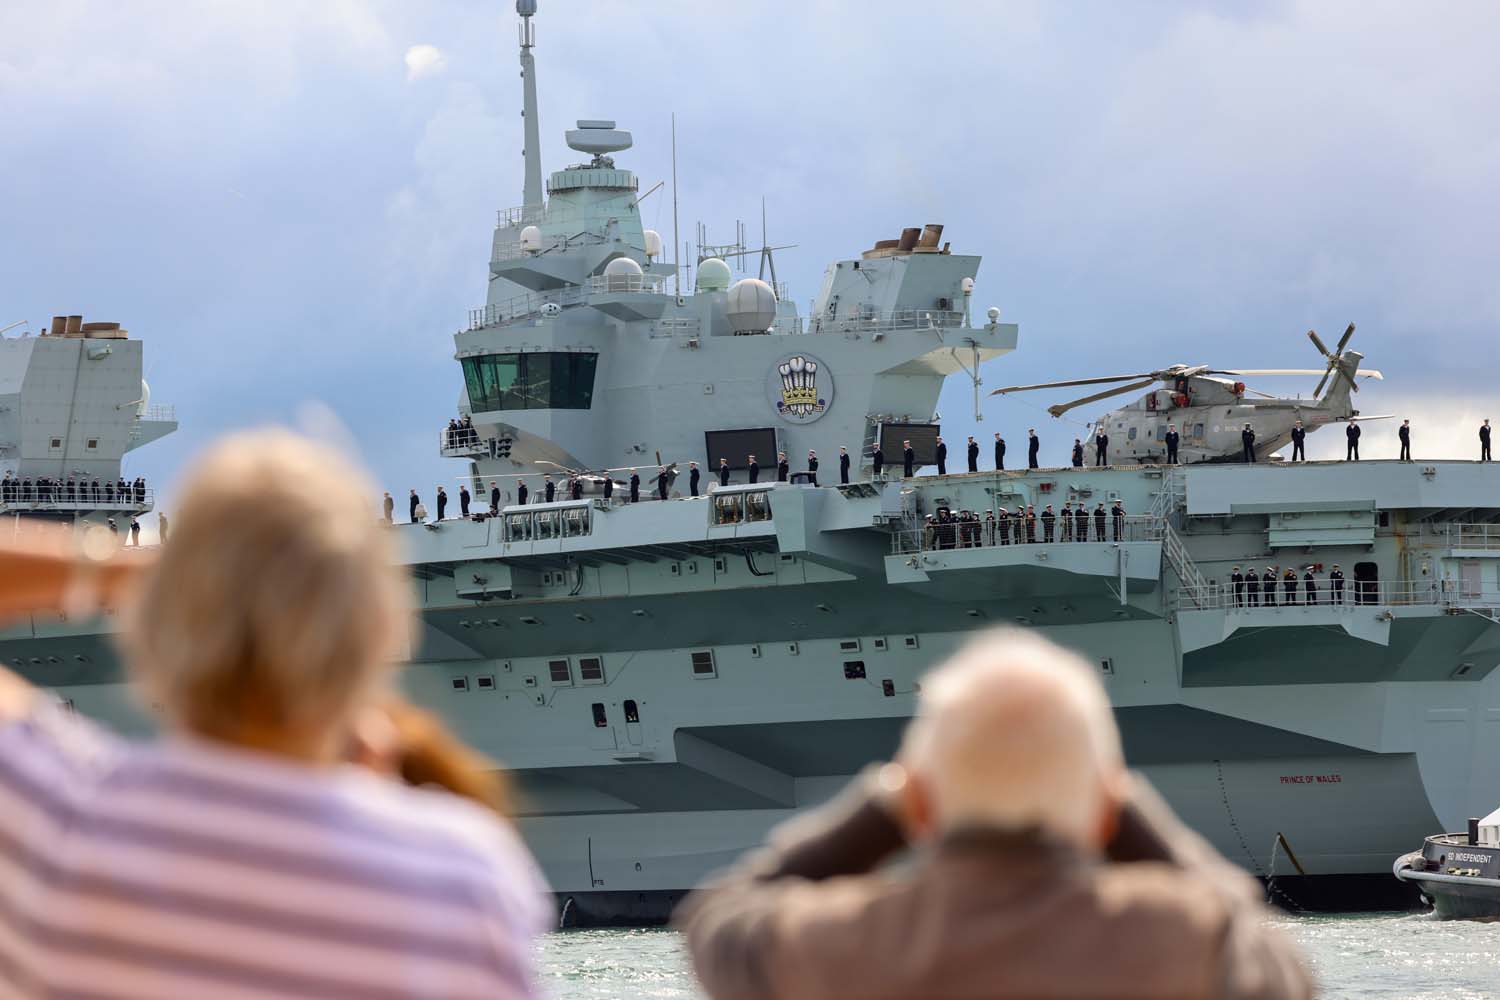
537 914 1500 998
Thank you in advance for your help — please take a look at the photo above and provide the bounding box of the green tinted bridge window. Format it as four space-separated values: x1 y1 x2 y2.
462 352 598 411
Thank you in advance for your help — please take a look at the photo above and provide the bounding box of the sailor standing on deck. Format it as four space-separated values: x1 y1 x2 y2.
718 458 731 487
935 438 948 476
748 455 760 484
435 487 447 521
570 477 584 501
1074 503 1088 542
1304 569 1318 605
777 452 789 482
543 475 556 503
873 446 885 478
629 470 641 503
1093 503 1107 542
1094 429 1109 467
994 432 1006 470
1024 505 1037 544
1483 420 1493 462
1061 501 1073 541
1165 424 1180 464
996 507 1010 545
1111 501 1125 541
1241 424 1256 463
1330 565 1345 603
459 485 471 517
603 475 614 501
1399 420 1412 462
1246 568 1260 606
967 436 979 473
382 492 394 523
1231 567 1244 607
839 447 850 485
1262 567 1277 607
807 451 819 486
1072 439 1084 468
516 480 529 507
1290 420 1306 462
1283 568 1298 606
656 466 670 500
1346 419 1361 461
1028 429 1040 469
409 489 420 523
1041 504 1056 542
903 440 915 478
491 481 502 512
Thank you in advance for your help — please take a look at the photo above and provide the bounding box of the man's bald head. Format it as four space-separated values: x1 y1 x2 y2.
899 630 1125 848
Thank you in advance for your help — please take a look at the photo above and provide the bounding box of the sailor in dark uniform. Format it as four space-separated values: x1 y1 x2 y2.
1483 420 1493 461
629 470 640 503
436 487 448 521
807 450 819 485
459 485 471 517
1246 569 1260 607
718 458 731 487
1040 504 1056 542
1304 568 1318 605
1061 501 1073 541
656 466 669 500
491 481 502 511
1283 568 1298 606
967 436 979 473
902 440 915 478
1072 439 1084 468
1330 565 1345 603
1262 567 1277 606
872 446 884 478
984 510 996 546
689 462 701 496
1074 503 1088 542
1024 505 1037 544
996 507 1010 545
839 447 850 484
1231 566 1244 607
1241 424 1256 463
516 480 528 506
409 489 420 523
1111 500 1125 541
748 455 760 483
544 476 556 502
1093 502 1107 541
1398 419 1411 462
603 476 614 501
1028 429 1040 469
777 452 789 482
934 437 948 476
1290 420 1306 461
994 433 1005 470
1346 419 1360 461
1165 424 1180 464
570 477 584 501
1094 429 1109 467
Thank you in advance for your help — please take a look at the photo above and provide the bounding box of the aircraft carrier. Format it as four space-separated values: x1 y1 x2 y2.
7 1 1500 926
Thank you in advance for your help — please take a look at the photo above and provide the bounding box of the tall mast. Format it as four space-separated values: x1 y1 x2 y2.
517 0 543 220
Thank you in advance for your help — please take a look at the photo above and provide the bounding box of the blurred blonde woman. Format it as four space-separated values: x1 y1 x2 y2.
0 430 548 998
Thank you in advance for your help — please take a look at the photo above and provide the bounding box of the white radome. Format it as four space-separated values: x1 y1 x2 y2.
541 302 562 317
987 306 1001 322
520 225 542 252
643 229 664 260
603 256 644 290
961 277 975 294
696 257 732 293
725 278 777 334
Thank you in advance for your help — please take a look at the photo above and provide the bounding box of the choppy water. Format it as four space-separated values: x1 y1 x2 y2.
537 914 1500 998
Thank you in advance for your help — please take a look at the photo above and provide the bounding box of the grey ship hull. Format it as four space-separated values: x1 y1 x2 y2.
16 460 1500 923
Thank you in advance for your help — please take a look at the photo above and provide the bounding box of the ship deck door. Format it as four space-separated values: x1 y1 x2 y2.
1461 559 1482 600
1354 561 1379 605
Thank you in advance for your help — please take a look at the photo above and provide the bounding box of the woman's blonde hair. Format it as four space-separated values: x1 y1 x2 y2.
123 429 411 743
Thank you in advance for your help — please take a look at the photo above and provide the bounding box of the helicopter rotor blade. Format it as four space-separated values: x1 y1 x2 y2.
1307 329 1332 359
1334 322 1356 355
1046 377 1159 418
990 373 1157 396
1311 358 1336 399
1208 369 1331 376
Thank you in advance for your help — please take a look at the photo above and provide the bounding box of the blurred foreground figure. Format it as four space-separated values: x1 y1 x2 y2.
677 630 1312 999
0 430 548 999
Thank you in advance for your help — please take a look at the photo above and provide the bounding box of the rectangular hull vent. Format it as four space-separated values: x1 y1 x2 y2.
690 650 717 678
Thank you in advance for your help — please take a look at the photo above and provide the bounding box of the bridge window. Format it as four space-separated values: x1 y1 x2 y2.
462 352 598 412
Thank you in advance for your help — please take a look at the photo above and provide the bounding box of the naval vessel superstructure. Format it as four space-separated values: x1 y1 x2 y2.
9 2 1500 926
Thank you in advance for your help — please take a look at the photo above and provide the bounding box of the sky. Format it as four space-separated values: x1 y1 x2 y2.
3 0 1498 519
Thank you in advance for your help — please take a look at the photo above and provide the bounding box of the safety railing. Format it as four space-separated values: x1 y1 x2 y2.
439 426 484 457
1432 523 1500 551
139 404 176 422
811 308 965 336
1174 581 1500 611
891 513 1162 555
1 487 155 513
587 272 670 295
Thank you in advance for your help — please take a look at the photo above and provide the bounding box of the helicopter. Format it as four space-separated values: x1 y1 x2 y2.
990 324 1386 464
535 454 680 496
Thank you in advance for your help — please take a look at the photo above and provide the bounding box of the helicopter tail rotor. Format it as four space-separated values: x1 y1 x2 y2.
1309 323 1358 399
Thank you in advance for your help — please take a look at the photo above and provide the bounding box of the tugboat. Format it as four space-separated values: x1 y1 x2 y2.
1395 809 1500 918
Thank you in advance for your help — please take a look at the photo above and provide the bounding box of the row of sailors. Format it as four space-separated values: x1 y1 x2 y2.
0 473 148 506
443 416 478 450
923 501 1130 549
1228 565 1348 606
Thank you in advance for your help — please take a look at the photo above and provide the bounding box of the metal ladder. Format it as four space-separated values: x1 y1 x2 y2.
1152 467 1211 608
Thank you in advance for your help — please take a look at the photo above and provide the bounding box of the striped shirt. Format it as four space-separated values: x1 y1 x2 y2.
0 701 550 999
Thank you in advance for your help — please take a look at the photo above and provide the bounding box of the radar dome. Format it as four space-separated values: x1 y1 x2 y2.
986 306 1000 322
643 229 664 260
541 302 562 317
696 257 732 292
602 255 644 290
725 278 777 334
520 225 542 253
960 277 975 294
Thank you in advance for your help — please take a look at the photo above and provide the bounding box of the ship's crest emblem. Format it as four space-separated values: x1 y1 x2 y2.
769 354 833 422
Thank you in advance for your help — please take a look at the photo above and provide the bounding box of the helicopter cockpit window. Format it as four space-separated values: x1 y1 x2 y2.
745 492 772 523
534 510 560 539
505 512 531 541
713 494 743 525
1194 423 1205 439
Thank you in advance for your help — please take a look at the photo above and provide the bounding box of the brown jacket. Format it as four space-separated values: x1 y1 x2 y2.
676 773 1312 999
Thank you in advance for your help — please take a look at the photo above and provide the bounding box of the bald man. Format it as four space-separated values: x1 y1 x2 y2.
678 630 1312 1000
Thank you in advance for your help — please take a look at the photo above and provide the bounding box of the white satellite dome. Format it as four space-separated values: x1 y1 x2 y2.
696 257 732 292
643 229 664 260
602 255 644 290
960 277 975 294
520 225 542 253
725 278 777 334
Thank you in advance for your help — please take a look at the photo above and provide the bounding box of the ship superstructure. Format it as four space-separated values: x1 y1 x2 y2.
8 1 1500 926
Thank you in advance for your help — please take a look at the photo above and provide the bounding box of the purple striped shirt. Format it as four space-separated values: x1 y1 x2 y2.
0 701 550 999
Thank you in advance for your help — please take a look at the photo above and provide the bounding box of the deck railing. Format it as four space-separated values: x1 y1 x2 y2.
1 488 155 513
891 513 1162 555
1174 580 1500 611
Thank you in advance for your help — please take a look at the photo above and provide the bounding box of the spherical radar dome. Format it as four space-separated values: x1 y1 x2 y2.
696 257 732 293
725 278 778 334
602 256 644 290
520 225 542 252
643 229 664 260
